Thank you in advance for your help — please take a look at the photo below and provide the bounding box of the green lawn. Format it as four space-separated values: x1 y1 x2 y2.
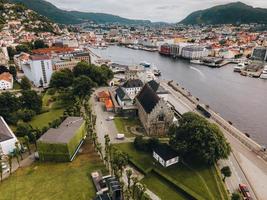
141 172 189 200
0 139 107 200
114 117 144 137
13 81 21 90
114 143 229 200
29 109 64 129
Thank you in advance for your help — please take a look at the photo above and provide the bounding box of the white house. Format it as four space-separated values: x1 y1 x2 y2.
0 72 13 90
22 55 53 88
121 79 143 99
0 116 18 155
153 144 179 167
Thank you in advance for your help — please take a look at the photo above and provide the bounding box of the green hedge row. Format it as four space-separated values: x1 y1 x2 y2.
129 159 152 175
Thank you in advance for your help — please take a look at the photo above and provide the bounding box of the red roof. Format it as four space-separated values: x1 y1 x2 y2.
0 72 13 83
97 91 110 98
32 47 75 55
105 99 114 109
30 55 50 61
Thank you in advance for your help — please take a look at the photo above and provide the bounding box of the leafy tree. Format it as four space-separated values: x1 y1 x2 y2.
0 65 8 74
169 112 231 165
20 76 31 90
73 62 92 77
23 136 31 155
33 39 48 49
9 65 17 80
49 69 74 89
221 166 232 182
132 176 139 199
72 75 96 99
15 142 22 160
0 92 20 123
112 149 129 177
15 123 32 137
8 155 12 175
7 47 17 60
18 109 36 122
16 44 30 53
20 90 42 113
126 169 132 189
231 192 241 200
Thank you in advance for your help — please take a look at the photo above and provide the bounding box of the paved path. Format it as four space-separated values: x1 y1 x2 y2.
161 80 267 200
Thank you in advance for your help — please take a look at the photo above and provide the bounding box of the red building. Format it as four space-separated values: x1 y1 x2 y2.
159 43 171 55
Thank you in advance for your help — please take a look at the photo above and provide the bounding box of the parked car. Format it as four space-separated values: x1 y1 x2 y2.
239 183 253 200
116 133 125 140
106 116 114 121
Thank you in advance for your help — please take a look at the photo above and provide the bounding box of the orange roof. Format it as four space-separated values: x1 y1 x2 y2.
98 91 110 98
32 47 75 55
105 99 114 109
0 72 13 82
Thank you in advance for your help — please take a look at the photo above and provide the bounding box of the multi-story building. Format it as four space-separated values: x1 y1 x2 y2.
53 58 80 71
0 72 13 90
252 46 267 61
22 55 53 88
181 45 210 60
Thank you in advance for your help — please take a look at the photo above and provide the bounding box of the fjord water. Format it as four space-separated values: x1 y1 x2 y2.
91 46 267 145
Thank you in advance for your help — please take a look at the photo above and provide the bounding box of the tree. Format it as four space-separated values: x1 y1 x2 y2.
15 142 22 160
49 69 74 89
7 47 17 60
221 166 232 182
73 62 92 77
9 65 17 80
23 135 31 155
96 142 104 161
126 169 132 189
8 155 12 175
169 112 231 165
20 90 42 113
16 44 30 53
0 92 20 124
136 184 147 200
18 109 36 122
0 65 8 74
231 192 241 200
112 149 129 177
132 176 139 199
0 160 3 182
20 76 31 90
15 123 32 137
33 39 48 49
72 75 96 99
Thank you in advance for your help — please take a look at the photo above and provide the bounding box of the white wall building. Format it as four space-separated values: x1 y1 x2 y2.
0 72 13 90
181 45 210 60
0 117 19 155
22 55 53 88
153 144 179 168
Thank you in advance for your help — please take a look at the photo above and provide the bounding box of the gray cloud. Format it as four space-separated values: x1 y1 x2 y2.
46 0 267 22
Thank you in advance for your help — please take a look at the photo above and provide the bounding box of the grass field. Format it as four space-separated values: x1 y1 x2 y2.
29 108 64 129
114 143 229 200
0 139 107 200
114 117 143 137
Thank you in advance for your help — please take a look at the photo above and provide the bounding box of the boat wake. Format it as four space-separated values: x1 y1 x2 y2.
189 66 206 79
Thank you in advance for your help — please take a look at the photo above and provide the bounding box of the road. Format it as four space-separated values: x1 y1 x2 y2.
161 80 267 200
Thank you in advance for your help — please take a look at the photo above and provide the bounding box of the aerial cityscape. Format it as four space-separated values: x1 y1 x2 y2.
0 0 267 200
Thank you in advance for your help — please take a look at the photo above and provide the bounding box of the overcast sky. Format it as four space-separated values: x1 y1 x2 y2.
46 0 267 22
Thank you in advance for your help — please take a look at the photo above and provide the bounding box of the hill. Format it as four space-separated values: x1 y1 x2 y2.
180 2 267 25
9 0 151 25
0 1 59 33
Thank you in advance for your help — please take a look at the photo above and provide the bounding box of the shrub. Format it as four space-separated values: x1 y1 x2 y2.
16 122 32 137
18 109 36 122
133 136 160 152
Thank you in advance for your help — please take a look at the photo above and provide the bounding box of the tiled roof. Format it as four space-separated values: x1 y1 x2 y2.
136 84 159 114
30 55 50 61
0 72 12 83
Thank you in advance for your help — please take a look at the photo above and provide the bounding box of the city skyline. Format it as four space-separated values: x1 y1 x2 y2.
47 0 267 22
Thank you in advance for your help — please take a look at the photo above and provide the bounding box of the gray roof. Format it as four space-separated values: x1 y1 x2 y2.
38 117 84 144
116 87 131 100
147 80 169 95
122 79 143 88
0 117 13 142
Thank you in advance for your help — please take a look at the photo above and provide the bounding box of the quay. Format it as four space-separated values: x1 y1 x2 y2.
160 79 267 200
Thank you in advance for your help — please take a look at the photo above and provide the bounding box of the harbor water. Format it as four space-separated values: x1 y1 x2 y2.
91 46 267 146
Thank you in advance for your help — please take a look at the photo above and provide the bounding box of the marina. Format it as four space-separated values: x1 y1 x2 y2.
91 45 267 145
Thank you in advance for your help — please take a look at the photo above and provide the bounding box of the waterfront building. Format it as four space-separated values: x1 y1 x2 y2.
0 72 13 90
181 45 210 60
21 55 53 88
170 44 180 58
251 46 267 61
159 43 171 55
135 83 174 137
125 65 146 82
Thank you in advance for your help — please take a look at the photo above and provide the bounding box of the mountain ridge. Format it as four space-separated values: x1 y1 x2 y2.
180 2 267 25
8 0 152 25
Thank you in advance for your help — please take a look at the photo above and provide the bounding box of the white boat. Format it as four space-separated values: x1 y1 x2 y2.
140 61 151 68
234 63 245 72
260 66 267 79
190 59 202 64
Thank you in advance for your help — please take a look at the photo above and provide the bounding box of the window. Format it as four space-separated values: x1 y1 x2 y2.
158 114 165 121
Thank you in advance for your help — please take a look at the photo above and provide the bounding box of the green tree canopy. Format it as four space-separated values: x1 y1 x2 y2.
0 92 20 123
49 69 74 89
169 112 231 165
33 39 48 49
20 76 31 90
72 75 96 99
9 65 17 80
19 90 42 113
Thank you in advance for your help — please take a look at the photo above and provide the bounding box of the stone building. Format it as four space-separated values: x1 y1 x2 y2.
135 83 174 136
